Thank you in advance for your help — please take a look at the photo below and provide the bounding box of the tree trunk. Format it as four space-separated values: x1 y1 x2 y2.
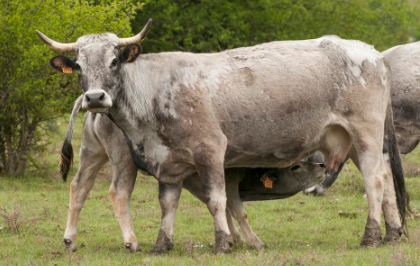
5 137 17 175
0 136 5 174
15 123 37 176
3 116 38 176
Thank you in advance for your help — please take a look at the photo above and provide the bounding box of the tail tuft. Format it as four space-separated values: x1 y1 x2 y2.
59 139 74 182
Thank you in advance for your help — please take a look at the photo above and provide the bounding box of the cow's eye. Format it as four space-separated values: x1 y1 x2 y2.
291 165 301 171
74 63 81 71
111 58 118 67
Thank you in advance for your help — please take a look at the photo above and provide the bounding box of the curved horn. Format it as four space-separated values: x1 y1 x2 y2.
36 30 76 53
118 19 152 47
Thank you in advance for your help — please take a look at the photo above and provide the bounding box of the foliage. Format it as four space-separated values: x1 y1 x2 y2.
134 0 417 53
0 0 140 176
0 0 418 176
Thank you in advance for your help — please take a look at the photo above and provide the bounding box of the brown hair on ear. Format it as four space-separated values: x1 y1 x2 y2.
50 56 75 73
120 44 142 63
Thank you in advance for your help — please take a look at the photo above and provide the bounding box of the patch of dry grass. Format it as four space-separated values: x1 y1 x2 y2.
0 203 43 233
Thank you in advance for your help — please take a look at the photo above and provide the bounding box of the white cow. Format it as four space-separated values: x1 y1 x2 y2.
37 20 409 253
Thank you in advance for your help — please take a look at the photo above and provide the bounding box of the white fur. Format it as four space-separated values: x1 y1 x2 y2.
318 36 383 87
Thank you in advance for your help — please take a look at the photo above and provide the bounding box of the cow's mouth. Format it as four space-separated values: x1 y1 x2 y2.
88 107 110 113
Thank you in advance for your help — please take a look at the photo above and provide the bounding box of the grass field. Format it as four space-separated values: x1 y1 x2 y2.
1 115 420 266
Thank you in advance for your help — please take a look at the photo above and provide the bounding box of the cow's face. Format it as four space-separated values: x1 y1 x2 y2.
286 161 326 183
36 20 152 113
50 40 141 113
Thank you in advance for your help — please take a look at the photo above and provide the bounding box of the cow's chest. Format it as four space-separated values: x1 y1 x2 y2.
129 128 195 180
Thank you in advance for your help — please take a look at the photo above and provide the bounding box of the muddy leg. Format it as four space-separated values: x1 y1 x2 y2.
350 147 385 247
108 161 139 252
63 154 107 252
149 182 182 255
194 141 232 254
226 178 265 249
381 154 403 244
183 175 242 245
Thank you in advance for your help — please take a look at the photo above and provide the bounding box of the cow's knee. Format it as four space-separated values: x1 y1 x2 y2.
109 186 117 200
206 193 227 215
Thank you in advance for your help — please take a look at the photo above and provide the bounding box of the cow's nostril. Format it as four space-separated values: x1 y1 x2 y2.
86 95 91 103
99 93 105 102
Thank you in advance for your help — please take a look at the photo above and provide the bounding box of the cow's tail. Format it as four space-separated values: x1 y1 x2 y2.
385 100 411 236
60 95 83 182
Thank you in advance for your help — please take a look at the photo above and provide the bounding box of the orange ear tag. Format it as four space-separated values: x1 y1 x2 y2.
62 66 73 74
260 174 273 189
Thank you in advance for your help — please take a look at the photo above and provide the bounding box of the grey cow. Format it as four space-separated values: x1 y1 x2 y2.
60 95 326 253
37 20 409 253
306 42 420 195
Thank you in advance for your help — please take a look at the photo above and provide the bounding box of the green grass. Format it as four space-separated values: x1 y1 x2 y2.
1 116 420 265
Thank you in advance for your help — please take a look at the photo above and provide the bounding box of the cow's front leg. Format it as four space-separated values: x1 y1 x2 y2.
149 181 182 255
194 140 232 254
108 162 139 252
63 155 107 252
182 175 242 245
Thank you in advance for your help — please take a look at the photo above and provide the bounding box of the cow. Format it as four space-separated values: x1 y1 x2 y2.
36 19 410 254
60 95 326 253
305 42 420 196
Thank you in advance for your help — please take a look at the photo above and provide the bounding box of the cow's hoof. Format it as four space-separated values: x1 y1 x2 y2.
252 242 266 250
359 218 382 247
148 243 173 255
231 235 244 246
359 238 382 248
125 243 141 253
63 239 77 252
383 224 402 245
149 230 174 255
213 230 232 254
212 246 232 254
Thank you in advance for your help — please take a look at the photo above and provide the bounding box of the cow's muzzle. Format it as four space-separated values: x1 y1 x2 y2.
82 89 112 113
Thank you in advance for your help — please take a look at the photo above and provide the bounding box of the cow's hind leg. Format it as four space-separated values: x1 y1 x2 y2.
63 152 107 252
381 154 403 244
108 160 139 252
149 181 183 255
226 177 265 249
349 145 386 247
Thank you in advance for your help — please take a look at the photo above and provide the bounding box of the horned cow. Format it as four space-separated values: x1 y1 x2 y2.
60 95 326 252
37 20 409 253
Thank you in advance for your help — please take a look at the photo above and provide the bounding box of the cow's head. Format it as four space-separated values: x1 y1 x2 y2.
36 19 152 113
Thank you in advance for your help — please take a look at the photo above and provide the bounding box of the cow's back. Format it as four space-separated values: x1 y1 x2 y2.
206 36 389 166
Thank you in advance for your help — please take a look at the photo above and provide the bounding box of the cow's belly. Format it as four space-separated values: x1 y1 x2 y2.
222 117 328 168
224 144 316 168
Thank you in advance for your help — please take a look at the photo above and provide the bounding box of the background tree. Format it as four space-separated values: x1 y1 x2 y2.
133 0 417 53
0 0 418 176
0 0 140 176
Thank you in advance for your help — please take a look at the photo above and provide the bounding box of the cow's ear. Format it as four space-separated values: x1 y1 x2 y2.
120 44 142 64
50 56 75 73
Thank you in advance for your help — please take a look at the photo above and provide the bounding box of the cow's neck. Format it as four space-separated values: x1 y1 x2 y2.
107 57 173 175
117 59 160 123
